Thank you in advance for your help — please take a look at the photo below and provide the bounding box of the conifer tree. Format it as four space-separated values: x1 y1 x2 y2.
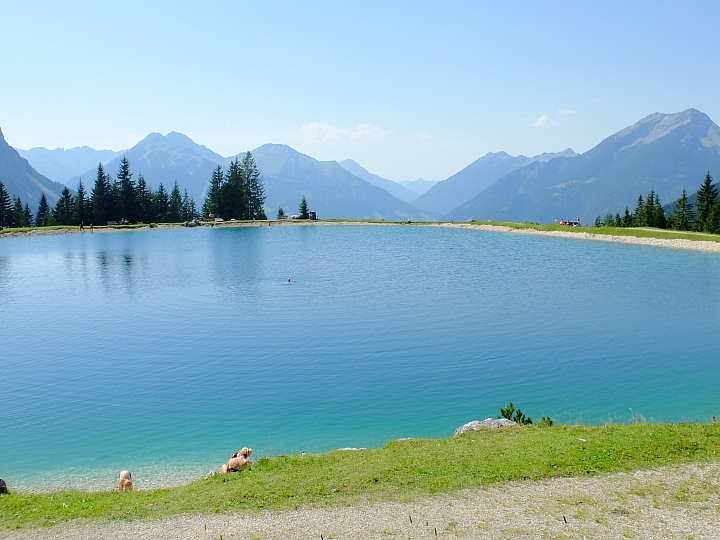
0 181 10 228
622 206 632 227
35 192 50 227
168 182 183 222
632 195 645 226
153 183 170 222
91 163 110 225
23 203 33 228
12 197 25 227
181 189 196 221
241 151 266 220
276 207 285 219
72 180 89 225
135 173 152 223
695 172 717 232
668 189 695 231
203 166 223 218
53 187 75 225
299 195 309 219
116 157 136 222
221 158 248 220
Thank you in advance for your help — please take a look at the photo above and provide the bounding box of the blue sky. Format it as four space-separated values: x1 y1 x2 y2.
1 0 718 181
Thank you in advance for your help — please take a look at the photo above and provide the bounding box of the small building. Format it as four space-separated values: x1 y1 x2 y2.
309 211 317 220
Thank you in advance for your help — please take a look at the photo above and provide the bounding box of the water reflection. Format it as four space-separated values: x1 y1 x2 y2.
96 250 137 294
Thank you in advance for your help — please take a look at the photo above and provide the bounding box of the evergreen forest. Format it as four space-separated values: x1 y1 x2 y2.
593 172 720 233
0 151 267 229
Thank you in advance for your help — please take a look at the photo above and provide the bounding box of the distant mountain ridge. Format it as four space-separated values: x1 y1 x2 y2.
446 108 720 223
247 144 437 220
0 128 67 207
17 146 124 184
399 178 439 196
412 149 577 215
338 159 419 203
68 132 225 203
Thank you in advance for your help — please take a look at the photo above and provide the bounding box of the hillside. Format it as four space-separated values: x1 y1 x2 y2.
338 159 419 203
68 132 223 203
413 149 577 215
446 109 720 223
0 128 67 207
17 146 124 184
246 144 437 220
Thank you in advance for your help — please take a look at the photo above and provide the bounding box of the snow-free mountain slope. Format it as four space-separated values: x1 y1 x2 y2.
0 127 67 207
338 159 419 203
446 109 720 223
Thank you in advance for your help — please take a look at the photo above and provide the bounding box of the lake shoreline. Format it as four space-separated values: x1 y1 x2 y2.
3 219 720 253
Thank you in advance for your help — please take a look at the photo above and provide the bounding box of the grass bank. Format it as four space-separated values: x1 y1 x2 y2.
2 423 720 530
464 220 720 243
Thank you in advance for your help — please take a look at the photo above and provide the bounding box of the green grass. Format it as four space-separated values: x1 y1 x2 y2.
2 423 720 530
464 220 720 243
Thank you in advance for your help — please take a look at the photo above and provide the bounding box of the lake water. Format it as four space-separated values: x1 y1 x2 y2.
1 224 720 492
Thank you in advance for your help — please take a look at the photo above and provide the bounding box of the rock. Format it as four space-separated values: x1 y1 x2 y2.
454 418 518 436
0 478 7 494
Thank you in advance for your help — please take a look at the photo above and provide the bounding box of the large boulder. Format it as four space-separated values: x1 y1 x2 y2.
454 418 517 436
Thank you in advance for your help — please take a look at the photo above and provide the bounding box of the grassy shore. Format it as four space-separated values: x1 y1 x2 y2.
3 219 720 245
2 423 720 530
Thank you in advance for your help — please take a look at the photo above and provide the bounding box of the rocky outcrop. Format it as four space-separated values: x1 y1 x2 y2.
454 418 517 436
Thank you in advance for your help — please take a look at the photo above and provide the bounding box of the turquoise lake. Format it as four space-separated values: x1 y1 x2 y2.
1 224 720 492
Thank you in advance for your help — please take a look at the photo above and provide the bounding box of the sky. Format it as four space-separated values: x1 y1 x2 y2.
1 0 719 181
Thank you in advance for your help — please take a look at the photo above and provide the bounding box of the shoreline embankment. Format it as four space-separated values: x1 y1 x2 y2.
3 219 720 253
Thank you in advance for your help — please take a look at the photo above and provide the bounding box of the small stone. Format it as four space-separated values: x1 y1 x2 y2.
454 418 518 436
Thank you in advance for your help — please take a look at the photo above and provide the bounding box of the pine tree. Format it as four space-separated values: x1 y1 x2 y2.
116 157 136 222
0 181 10 228
203 166 224 218
622 206 632 227
12 197 25 228
602 212 614 227
299 195 309 219
153 183 169 222
633 195 645 226
695 172 717 232
242 151 266 220
276 207 285 219
53 187 75 225
35 192 50 227
23 203 33 228
72 180 89 226
135 173 152 223
220 158 248 220
91 163 110 225
668 189 695 231
706 201 720 234
168 182 183 222
181 189 196 221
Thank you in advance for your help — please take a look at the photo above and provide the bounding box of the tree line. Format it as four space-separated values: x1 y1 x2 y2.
0 157 199 228
201 153 266 220
593 172 720 233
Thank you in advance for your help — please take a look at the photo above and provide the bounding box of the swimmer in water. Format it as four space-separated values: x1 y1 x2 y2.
285 278 292 284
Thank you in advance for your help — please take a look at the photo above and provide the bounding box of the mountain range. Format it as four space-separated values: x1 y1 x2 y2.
0 128 68 207
17 146 124 185
412 149 578 215
5 108 720 223
447 108 720 223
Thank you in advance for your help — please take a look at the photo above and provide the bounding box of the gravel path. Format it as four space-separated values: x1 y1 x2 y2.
6 462 720 539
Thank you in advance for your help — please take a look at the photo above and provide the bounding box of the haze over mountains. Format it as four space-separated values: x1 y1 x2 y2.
412 149 578 215
5 108 720 223
0 128 68 207
17 146 124 185
447 108 720 223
